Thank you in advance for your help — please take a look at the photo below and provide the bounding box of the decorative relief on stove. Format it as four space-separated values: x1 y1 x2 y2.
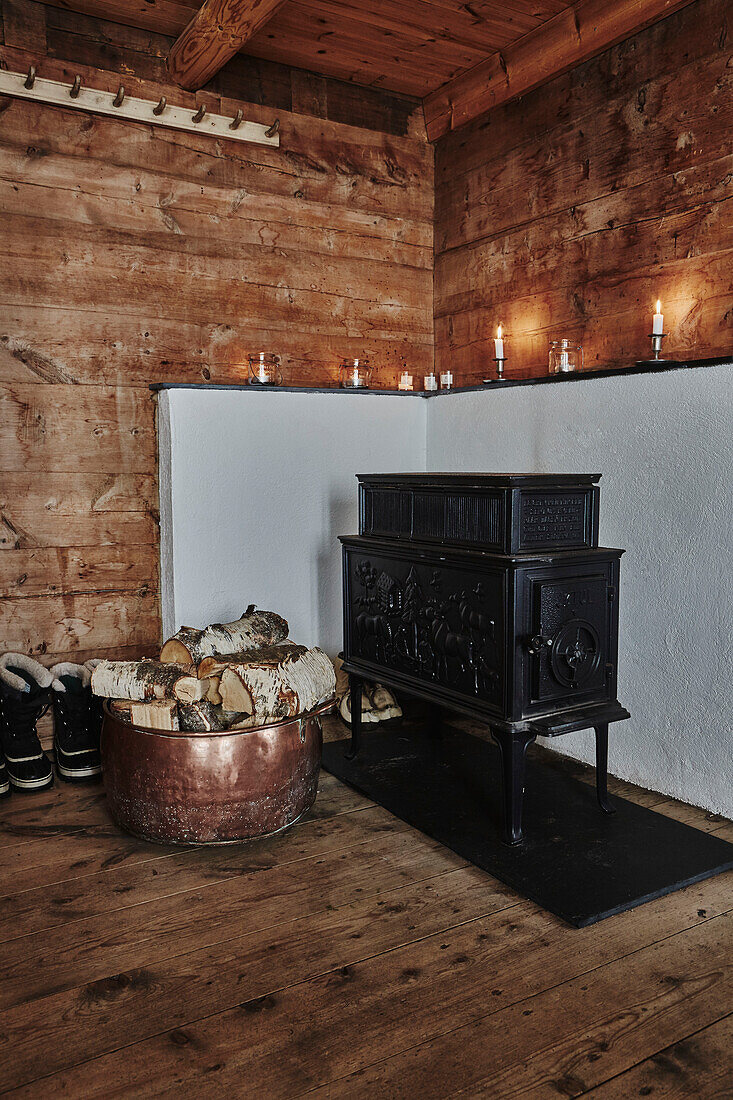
520 492 588 547
350 555 503 704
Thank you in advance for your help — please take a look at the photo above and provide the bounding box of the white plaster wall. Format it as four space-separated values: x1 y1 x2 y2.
159 388 425 658
160 366 732 816
426 365 733 818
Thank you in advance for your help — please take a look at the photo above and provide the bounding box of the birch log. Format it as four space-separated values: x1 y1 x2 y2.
196 642 296 679
172 675 221 704
209 645 335 720
159 605 288 666
130 700 179 731
91 660 187 701
178 700 232 732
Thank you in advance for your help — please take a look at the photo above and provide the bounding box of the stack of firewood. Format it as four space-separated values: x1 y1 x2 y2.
91 606 336 732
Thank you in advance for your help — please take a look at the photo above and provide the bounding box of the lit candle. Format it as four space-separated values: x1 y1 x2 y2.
653 300 664 335
398 371 413 391
258 351 266 383
494 324 504 359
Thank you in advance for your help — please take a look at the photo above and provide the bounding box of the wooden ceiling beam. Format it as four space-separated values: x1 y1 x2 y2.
167 0 291 89
423 0 698 141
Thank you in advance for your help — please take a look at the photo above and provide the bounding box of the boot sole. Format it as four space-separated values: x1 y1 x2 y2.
56 763 102 783
8 775 54 793
0 780 10 798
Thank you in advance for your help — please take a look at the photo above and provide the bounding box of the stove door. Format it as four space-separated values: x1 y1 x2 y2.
519 560 618 717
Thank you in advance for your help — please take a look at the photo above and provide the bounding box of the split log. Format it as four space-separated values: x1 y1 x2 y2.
91 660 187 702
160 605 289 666
178 700 231 732
130 700 179 731
210 644 335 720
172 675 221 704
196 642 297 679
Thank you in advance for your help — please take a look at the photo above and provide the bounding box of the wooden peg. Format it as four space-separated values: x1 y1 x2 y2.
24 65 36 89
70 75 82 99
265 118 280 138
192 104 206 123
153 96 167 116
229 109 243 130
113 85 125 107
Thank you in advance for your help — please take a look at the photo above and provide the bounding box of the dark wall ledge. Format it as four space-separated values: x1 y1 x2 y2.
151 356 731 398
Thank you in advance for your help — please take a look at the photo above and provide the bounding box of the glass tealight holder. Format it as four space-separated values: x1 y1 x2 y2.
440 370 454 390
549 339 583 374
339 358 372 389
398 371 414 391
423 373 438 391
249 352 282 386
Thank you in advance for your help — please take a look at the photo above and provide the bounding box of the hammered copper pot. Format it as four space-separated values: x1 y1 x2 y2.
101 700 332 845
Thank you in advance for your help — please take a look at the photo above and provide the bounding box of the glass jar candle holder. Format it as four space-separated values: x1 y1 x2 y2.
339 358 372 389
249 352 282 386
423 373 438 391
398 371 414 391
549 339 583 374
440 370 454 390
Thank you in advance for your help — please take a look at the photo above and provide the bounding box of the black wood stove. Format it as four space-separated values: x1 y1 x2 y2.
340 473 630 844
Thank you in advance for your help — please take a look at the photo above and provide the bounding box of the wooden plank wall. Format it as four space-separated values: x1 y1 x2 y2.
434 0 732 383
0 1 433 677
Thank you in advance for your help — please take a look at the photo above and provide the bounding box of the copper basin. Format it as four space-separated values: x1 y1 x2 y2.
101 700 331 845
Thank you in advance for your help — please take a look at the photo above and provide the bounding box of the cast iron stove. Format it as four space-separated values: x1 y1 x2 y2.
340 473 630 843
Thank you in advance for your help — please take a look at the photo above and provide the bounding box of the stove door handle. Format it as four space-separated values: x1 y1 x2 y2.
526 634 553 655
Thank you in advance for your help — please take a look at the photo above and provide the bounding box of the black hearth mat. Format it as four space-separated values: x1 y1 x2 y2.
322 722 733 927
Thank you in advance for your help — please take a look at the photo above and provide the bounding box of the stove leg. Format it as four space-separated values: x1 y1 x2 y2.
345 674 363 760
491 729 536 845
594 723 615 814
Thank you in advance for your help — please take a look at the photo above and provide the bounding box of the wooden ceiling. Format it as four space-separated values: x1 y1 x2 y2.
39 0 569 96
39 0 697 137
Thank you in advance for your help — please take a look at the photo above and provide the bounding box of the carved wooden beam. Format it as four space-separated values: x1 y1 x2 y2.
423 0 697 142
167 0 290 90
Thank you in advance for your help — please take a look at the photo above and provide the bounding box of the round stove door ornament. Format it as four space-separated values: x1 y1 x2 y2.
550 620 601 688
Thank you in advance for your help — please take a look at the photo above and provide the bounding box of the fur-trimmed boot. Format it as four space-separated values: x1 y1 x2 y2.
84 659 104 750
0 655 54 793
50 664 102 782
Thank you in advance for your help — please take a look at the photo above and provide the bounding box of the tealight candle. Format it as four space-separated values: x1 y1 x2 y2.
652 299 664 335
398 371 413 391
494 324 504 359
248 351 282 386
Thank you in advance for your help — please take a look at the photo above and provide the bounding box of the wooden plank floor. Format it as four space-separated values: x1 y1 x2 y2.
0 715 730 1098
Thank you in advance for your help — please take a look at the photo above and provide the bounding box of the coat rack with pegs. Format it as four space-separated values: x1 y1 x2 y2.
0 66 281 148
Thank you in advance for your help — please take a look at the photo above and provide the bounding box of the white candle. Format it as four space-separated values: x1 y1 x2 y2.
494 324 504 359
398 371 413 391
352 358 360 386
424 373 438 391
258 351 266 383
440 371 453 389
653 300 664 335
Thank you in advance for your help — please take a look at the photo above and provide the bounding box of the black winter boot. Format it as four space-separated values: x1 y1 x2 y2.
50 664 102 782
0 655 54 793
84 659 104 750
0 755 9 798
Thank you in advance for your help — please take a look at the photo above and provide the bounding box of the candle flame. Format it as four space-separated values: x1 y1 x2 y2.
656 300 661 314
497 324 502 339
